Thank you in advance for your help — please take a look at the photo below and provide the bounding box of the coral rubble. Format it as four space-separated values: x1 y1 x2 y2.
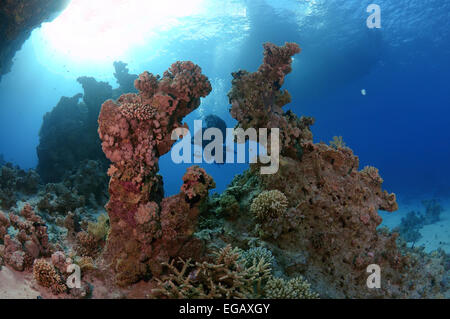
264 276 319 299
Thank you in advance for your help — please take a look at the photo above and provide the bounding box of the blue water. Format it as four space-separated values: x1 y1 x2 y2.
0 0 449 199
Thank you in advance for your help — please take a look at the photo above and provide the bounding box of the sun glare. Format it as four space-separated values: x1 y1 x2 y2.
40 0 204 61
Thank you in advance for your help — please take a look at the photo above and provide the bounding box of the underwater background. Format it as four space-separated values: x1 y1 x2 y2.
1 0 449 198
0 0 449 299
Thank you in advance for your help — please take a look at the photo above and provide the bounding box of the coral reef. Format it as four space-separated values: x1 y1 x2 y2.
250 190 288 239
0 204 52 271
37 93 92 183
37 182 85 215
61 160 108 207
76 231 101 257
0 163 40 209
250 190 288 222
0 41 447 300
37 62 137 183
98 60 214 286
112 61 138 98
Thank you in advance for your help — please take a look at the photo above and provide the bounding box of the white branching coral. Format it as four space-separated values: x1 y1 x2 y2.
264 276 319 299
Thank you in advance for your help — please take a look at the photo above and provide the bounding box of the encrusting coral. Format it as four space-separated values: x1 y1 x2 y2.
239 247 275 269
0 163 40 210
228 42 314 159
329 136 346 149
98 60 214 285
0 41 447 300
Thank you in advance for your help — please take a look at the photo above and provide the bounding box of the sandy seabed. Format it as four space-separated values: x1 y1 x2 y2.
380 198 450 253
0 266 39 299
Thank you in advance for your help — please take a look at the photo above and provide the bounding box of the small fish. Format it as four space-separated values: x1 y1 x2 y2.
361 89 367 96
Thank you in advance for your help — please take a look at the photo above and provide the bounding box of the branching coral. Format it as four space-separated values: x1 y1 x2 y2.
0 210 9 240
33 259 67 294
361 165 384 184
1 204 52 271
264 276 319 299
152 245 272 299
239 247 275 269
329 136 346 149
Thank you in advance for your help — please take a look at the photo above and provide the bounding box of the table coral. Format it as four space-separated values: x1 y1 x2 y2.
98 61 213 286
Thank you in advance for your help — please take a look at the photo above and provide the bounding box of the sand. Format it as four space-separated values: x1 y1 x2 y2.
380 198 450 253
0 266 40 299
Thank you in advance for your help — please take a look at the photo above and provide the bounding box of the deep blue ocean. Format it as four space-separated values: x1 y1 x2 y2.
0 0 449 201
